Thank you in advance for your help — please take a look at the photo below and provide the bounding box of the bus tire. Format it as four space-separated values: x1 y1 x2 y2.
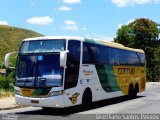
42 107 51 111
82 88 92 108
134 83 139 97
128 84 134 99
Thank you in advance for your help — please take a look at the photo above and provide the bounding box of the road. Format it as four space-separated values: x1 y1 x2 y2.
0 82 160 120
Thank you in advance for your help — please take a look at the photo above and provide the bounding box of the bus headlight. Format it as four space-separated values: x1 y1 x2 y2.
15 89 22 95
49 90 64 97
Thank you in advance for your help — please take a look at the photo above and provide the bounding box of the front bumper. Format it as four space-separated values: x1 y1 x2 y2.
15 94 64 108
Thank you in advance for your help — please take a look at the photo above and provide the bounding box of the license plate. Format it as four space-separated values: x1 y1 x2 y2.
31 100 39 104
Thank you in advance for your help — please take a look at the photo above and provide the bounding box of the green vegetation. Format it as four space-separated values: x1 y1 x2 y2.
0 25 43 97
114 18 160 82
0 25 43 63
0 70 14 97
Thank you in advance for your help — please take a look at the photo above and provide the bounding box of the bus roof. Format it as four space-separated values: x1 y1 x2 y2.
84 38 144 53
23 36 84 41
23 36 144 53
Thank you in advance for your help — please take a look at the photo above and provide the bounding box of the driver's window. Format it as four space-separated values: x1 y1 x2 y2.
64 40 80 89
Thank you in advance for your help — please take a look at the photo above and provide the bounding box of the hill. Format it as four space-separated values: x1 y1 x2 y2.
0 25 43 64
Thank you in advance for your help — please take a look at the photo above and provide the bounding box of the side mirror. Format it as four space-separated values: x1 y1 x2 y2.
4 52 17 68
60 50 69 68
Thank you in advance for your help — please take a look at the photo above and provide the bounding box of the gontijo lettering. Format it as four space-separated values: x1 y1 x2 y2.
118 68 135 74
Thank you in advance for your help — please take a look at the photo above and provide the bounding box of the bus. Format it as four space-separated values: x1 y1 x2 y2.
5 36 146 108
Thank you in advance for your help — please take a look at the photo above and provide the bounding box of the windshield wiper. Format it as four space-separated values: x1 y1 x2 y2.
24 62 36 87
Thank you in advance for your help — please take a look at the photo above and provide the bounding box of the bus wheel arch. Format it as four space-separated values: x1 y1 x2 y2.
82 88 92 108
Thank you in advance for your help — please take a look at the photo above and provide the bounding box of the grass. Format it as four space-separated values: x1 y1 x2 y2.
0 89 14 98
0 25 43 63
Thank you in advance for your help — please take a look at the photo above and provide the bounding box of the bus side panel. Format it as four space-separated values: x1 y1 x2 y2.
80 65 100 101
80 64 146 103
113 66 146 95
80 65 123 102
64 65 146 106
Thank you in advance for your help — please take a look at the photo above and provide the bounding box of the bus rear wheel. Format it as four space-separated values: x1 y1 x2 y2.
42 107 52 111
128 84 135 99
134 83 139 97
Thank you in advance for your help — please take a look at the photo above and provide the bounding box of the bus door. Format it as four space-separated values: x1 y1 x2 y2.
64 40 81 107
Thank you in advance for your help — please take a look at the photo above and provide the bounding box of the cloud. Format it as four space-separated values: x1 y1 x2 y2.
61 25 78 30
64 20 77 25
82 27 87 30
63 0 81 4
85 34 113 41
27 16 54 25
28 0 35 6
127 19 134 24
103 36 114 41
111 0 160 7
58 6 72 11
61 20 78 30
118 24 123 28
118 19 135 28
0 21 9 25
97 36 113 41
61 20 86 31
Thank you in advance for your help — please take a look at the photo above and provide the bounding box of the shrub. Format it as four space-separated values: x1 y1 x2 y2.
0 75 14 91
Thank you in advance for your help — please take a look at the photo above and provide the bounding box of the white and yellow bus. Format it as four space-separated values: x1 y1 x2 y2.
5 36 146 108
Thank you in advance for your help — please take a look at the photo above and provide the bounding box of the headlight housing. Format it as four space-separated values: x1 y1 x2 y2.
48 90 64 97
15 89 22 95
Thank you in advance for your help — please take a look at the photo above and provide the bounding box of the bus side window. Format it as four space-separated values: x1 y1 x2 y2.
64 40 80 89
138 53 145 66
83 43 90 64
83 43 109 64
109 48 119 65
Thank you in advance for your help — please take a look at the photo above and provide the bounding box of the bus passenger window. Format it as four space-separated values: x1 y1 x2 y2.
109 48 119 65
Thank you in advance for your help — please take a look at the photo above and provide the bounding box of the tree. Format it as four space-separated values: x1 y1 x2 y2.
114 18 160 82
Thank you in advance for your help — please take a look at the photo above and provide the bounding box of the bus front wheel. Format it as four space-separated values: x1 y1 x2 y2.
82 89 92 108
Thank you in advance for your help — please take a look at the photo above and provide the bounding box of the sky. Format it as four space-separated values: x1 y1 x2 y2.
0 0 160 41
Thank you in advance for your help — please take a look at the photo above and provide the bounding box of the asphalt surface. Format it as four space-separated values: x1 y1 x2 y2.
1 82 160 120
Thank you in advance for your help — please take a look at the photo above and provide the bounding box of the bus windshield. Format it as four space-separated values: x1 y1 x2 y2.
20 40 65 53
16 54 63 87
